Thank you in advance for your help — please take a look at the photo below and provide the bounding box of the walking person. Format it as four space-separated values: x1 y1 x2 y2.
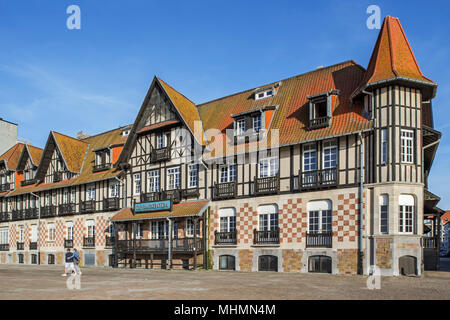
62 248 74 276
72 248 82 275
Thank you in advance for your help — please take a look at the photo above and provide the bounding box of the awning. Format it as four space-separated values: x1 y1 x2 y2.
111 200 209 222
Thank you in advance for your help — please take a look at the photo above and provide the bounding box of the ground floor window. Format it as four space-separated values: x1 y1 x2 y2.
182 259 190 270
258 255 278 272
18 253 24 264
308 255 332 273
219 255 236 270
399 195 415 234
48 254 55 265
31 254 37 264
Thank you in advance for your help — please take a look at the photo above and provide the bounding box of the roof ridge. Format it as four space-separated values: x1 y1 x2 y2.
52 130 88 145
81 126 126 141
156 77 196 105
197 60 361 107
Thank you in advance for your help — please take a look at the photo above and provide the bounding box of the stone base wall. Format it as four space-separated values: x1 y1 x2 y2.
337 249 358 274
376 237 392 269
282 249 302 272
239 249 253 271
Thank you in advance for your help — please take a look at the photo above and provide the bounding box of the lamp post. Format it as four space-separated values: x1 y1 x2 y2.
30 192 41 265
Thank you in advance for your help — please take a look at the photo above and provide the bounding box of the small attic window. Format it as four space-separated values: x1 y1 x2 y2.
255 89 274 101
122 130 130 137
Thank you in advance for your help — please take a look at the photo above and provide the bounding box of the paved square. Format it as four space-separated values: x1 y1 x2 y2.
0 262 449 300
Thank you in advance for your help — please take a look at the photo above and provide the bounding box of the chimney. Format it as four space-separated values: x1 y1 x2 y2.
77 131 90 140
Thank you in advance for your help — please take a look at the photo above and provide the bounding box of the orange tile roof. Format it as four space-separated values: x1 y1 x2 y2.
111 200 209 222
360 16 435 88
197 60 372 158
138 119 180 134
442 211 450 226
27 145 43 166
52 131 88 173
158 78 205 146
0 143 25 171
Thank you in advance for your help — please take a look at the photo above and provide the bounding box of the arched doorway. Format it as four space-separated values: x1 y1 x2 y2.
399 255 417 276
308 255 332 273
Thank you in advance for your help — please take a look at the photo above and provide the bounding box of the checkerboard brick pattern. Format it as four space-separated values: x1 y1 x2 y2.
279 198 303 243
73 217 84 247
335 193 363 242
237 204 258 245
55 220 64 247
9 224 16 249
96 215 109 247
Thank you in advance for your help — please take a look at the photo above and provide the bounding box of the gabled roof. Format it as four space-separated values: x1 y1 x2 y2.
198 60 372 158
0 143 25 171
27 145 43 166
52 132 88 173
355 16 436 97
442 211 450 226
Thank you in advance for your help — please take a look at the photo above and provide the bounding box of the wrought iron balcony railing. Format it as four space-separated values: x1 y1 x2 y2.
21 179 36 187
0 183 12 192
24 208 38 220
83 236 95 247
17 242 24 250
306 232 333 248
253 229 280 245
80 200 95 214
41 206 57 218
93 162 112 173
214 230 237 245
300 168 337 190
309 116 331 130
0 244 9 251
64 239 74 248
0 213 9 222
150 147 171 162
53 172 62 183
29 242 37 250
11 210 24 221
213 182 237 200
59 203 76 216
103 198 120 211
254 175 280 196
116 237 203 253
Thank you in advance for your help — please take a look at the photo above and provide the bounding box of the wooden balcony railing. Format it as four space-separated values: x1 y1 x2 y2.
253 229 280 245
423 236 437 249
64 239 74 248
53 172 62 183
254 175 280 196
0 244 9 251
151 147 171 162
300 168 337 190
214 230 237 245
309 116 331 130
162 190 182 204
80 200 95 214
29 242 37 250
21 179 36 187
0 213 9 222
83 236 95 247
93 162 112 173
17 242 24 250
0 183 12 192
24 208 38 220
306 232 333 248
183 188 200 198
213 182 237 200
11 210 24 221
103 198 120 211
116 237 204 253
105 236 115 247
59 203 76 216
141 192 161 202
41 206 57 218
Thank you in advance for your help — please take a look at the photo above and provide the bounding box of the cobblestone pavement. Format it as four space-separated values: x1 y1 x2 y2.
0 264 449 300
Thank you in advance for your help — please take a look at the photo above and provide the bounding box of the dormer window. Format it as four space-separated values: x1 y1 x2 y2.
253 114 262 133
122 130 130 137
93 149 111 172
235 119 246 136
307 90 339 130
256 89 273 100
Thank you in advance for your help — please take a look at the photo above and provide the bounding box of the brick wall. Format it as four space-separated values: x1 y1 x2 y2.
337 249 358 274
376 237 392 269
239 249 253 271
282 249 302 272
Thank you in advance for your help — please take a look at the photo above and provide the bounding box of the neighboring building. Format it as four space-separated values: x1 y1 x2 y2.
0 118 18 156
441 211 450 255
0 16 444 275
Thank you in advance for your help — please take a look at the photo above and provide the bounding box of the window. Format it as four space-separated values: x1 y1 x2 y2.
156 133 166 149
136 223 143 239
219 208 236 233
122 130 130 137
399 195 414 234
312 99 328 119
45 194 50 206
307 200 332 233
381 129 388 164
303 144 317 172
308 255 332 273
86 220 95 238
133 173 141 196
259 157 279 178
258 255 278 272
151 221 168 239
19 226 24 242
48 223 55 241
219 255 236 270
323 140 337 169
70 188 76 203
52 192 57 206
219 164 236 183
235 119 246 136
380 195 389 234
109 182 119 198
63 189 69 204
255 89 274 101
188 164 198 188
67 222 73 240
0 228 9 245
258 204 279 231
401 129 414 163
145 170 159 193
31 225 37 242
167 167 180 190
253 114 262 132
87 185 96 201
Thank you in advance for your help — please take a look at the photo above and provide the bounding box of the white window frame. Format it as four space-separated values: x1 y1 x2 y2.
19 226 24 242
322 140 337 169
399 195 415 234
147 170 160 192
400 129 414 164
87 185 96 201
235 119 246 136
255 89 274 101
218 208 236 233
156 133 166 149
307 200 332 233
303 144 317 172
67 222 73 240
188 164 198 188
257 204 279 231
258 157 279 178
86 219 95 238
133 173 141 196
381 128 388 165
0 228 9 245
219 164 236 183
253 114 262 132
379 194 389 234
48 223 55 241
167 166 180 190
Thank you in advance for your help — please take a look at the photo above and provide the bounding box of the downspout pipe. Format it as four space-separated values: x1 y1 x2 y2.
358 132 364 275
30 192 40 265
166 217 172 269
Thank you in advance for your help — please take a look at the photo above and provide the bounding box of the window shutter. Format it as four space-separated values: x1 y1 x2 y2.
245 117 252 132
309 101 313 120
327 95 331 118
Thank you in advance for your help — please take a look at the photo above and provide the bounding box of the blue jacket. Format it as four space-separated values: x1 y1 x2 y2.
65 252 73 263
73 251 79 263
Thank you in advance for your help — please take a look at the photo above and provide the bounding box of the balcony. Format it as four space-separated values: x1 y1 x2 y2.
53 172 62 183
163 190 181 204
423 236 437 249
214 230 237 245
0 213 9 222
254 175 279 196
17 242 24 250
0 244 9 251
253 229 280 245
29 242 37 250
151 147 171 163
183 188 200 198
80 200 95 214
0 183 12 192
141 192 161 202
306 232 333 248
93 162 112 173
105 236 115 247
64 239 74 248
213 182 237 200
103 198 120 211
21 179 36 187
83 236 95 247
41 206 57 218
59 203 76 216
300 168 337 190
24 208 38 220
309 116 331 130
116 237 203 253
11 210 24 221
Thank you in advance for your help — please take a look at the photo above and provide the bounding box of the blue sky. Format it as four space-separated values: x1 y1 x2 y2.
0 0 449 208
